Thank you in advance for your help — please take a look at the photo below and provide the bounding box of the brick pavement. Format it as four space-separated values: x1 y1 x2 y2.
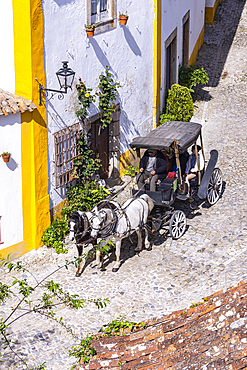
1 0 247 368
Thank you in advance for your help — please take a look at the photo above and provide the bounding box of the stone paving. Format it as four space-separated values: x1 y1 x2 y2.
1 0 247 368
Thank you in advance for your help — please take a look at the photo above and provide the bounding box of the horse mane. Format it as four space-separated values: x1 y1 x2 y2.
70 211 89 240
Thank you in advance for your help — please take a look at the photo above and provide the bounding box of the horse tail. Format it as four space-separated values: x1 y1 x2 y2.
140 194 154 215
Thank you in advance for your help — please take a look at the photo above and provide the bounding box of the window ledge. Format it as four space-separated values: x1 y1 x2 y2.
94 17 116 34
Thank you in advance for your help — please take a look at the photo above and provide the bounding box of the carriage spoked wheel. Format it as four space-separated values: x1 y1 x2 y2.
169 210 187 240
207 168 223 206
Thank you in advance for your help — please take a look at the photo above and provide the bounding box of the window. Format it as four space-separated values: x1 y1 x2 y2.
87 0 116 33
91 0 109 23
54 123 81 188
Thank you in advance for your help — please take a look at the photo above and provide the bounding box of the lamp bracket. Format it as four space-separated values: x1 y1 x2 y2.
36 79 68 105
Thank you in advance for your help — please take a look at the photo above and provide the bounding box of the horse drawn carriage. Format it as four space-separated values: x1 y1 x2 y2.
130 120 223 240
69 121 223 275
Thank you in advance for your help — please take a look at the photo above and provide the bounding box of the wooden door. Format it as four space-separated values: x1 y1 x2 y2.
182 17 190 66
92 122 109 179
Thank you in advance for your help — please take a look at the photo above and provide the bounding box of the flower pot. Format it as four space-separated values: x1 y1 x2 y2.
2 155 10 163
119 15 128 25
86 28 95 37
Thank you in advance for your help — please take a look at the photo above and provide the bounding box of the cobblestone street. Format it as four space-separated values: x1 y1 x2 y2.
1 0 247 369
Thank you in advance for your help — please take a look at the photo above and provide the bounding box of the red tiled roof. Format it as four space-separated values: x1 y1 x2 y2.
76 280 247 369
0 89 36 116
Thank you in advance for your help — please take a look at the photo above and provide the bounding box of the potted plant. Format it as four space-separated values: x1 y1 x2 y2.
85 24 96 37
119 12 128 25
1 152 11 163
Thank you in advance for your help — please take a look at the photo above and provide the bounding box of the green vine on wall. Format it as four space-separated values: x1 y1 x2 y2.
97 67 120 128
75 79 95 122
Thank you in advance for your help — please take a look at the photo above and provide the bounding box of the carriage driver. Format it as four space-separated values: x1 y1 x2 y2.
136 149 167 191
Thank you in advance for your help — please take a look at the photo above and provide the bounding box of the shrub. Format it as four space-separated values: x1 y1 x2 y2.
160 84 194 123
41 217 69 254
179 64 209 92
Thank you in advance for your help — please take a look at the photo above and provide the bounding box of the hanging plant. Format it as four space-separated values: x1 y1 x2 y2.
119 12 128 25
85 23 97 37
75 79 95 122
1 152 11 163
97 67 120 129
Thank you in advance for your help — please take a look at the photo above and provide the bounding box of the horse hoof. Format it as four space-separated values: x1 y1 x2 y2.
112 267 119 272
75 272 81 277
145 245 152 251
134 246 142 253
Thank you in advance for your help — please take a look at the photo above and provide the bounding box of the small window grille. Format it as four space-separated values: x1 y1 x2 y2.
54 123 81 188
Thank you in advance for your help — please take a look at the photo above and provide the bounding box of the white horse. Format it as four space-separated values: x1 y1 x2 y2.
93 194 154 272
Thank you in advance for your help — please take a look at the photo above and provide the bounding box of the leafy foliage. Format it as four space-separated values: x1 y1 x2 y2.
97 67 120 128
99 315 145 336
62 134 110 216
123 164 139 178
41 217 69 254
179 64 209 92
0 256 109 369
160 84 194 124
69 335 97 366
75 79 95 122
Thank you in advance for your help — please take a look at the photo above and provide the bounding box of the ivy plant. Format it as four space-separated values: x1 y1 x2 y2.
97 67 120 128
41 217 69 254
75 79 95 122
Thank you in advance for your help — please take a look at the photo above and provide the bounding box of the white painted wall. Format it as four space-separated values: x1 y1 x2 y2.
0 0 15 93
206 0 216 7
160 0 205 112
0 114 23 249
43 0 154 209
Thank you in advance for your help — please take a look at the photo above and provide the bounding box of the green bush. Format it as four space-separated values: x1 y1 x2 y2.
179 64 209 92
160 84 194 123
62 182 110 216
41 217 69 254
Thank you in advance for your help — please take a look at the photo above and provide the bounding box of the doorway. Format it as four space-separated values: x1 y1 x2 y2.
182 11 190 66
92 122 109 179
165 28 177 100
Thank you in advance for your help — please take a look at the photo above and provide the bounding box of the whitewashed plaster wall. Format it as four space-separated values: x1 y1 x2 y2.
0 1 15 93
206 0 216 7
0 114 23 249
42 0 154 209
160 0 205 112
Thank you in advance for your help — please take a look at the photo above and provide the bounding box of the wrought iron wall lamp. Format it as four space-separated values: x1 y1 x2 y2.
36 61 75 105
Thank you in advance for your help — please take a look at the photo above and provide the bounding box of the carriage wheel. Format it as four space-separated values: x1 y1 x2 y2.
207 168 223 206
169 210 186 240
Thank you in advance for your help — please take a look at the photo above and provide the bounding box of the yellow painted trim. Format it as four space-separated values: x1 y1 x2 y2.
12 0 50 257
152 0 162 129
0 241 27 260
119 149 139 178
189 25 205 66
205 0 221 24
51 199 67 220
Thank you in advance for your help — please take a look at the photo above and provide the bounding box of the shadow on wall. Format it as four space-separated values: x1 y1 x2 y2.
119 107 140 170
89 38 112 70
6 157 18 171
53 0 75 5
122 26 142 57
196 0 245 88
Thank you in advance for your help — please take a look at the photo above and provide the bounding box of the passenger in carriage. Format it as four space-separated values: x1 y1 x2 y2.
136 149 167 191
184 145 204 195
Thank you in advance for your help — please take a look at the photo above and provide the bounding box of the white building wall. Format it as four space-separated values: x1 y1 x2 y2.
206 0 216 7
160 0 205 111
0 1 15 92
0 114 23 249
42 0 154 209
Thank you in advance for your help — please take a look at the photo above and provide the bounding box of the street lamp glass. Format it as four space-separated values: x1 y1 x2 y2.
56 61 75 90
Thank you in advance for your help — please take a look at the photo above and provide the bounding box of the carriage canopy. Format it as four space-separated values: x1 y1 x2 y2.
130 121 202 151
